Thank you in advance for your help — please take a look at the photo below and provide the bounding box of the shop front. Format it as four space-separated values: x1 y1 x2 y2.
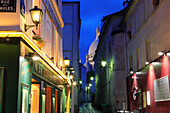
0 35 69 113
127 53 170 113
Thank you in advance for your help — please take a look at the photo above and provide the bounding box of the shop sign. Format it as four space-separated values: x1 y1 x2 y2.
154 75 170 102
33 61 63 85
0 0 16 12
20 0 25 18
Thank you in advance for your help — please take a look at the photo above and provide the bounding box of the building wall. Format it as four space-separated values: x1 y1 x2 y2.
0 0 66 112
94 13 127 112
125 0 170 73
0 0 64 69
62 2 81 113
79 62 87 103
122 0 170 112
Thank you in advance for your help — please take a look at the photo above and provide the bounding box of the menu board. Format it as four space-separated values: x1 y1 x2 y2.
154 75 170 102
0 0 16 12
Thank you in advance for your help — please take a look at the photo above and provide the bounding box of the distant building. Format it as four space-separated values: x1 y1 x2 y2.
120 0 170 112
94 8 127 112
84 26 99 102
62 1 81 113
87 26 100 69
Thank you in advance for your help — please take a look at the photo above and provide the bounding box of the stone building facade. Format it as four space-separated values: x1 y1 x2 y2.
62 1 81 113
120 0 170 112
94 9 127 112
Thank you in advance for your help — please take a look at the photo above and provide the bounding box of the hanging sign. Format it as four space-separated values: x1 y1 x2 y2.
0 0 16 12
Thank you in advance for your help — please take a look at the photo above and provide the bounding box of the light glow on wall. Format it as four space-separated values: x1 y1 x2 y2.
147 91 151 106
0 32 67 80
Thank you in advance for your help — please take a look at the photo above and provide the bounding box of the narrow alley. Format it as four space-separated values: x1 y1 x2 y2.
79 103 102 113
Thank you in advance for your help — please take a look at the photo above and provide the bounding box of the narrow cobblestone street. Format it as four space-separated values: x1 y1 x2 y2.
79 103 102 113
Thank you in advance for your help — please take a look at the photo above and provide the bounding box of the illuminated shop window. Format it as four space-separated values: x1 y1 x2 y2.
147 91 151 106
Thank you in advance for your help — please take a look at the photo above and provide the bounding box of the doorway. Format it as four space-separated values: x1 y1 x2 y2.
31 80 40 113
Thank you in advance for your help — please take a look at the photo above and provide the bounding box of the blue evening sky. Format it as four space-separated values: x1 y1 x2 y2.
62 0 125 64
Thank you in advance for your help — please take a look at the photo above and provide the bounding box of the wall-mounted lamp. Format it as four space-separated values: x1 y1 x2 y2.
25 52 40 61
90 76 94 81
32 53 40 60
79 80 82 84
129 68 134 74
69 75 73 79
64 57 70 67
73 81 77 86
158 51 164 56
25 6 43 32
101 60 107 67
89 83 92 87
145 61 149 65
87 86 90 89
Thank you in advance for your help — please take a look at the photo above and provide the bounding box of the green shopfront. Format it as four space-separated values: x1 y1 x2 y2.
0 37 67 113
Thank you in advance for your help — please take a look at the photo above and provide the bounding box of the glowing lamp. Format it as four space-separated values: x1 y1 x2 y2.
101 61 107 67
90 76 94 81
145 61 149 65
89 83 92 87
29 6 43 25
69 75 73 79
32 53 40 60
158 51 164 56
25 6 43 31
73 81 77 86
64 57 70 67
130 70 134 74
79 80 82 84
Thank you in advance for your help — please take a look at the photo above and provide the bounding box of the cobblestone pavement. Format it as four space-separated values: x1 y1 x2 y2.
79 103 102 113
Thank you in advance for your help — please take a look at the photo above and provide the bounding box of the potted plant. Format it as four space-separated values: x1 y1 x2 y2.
32 35 47 50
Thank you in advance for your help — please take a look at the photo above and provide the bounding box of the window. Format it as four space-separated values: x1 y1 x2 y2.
127 22 132 40
145 39 151 62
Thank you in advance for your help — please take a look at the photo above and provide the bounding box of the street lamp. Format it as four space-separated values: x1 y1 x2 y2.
73 81 77 86
101 60 107 67
79 80 82 84
25 6 43 31
90 76 94 81
89 83 92 87
64 57 70 67
69 74 73 79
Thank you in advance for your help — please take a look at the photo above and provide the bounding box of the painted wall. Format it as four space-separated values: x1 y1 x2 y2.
127 55 170 113
125 0 170 73
94 11 127 112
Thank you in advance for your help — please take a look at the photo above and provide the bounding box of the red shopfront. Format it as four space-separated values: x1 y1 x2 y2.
127 55 170 113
